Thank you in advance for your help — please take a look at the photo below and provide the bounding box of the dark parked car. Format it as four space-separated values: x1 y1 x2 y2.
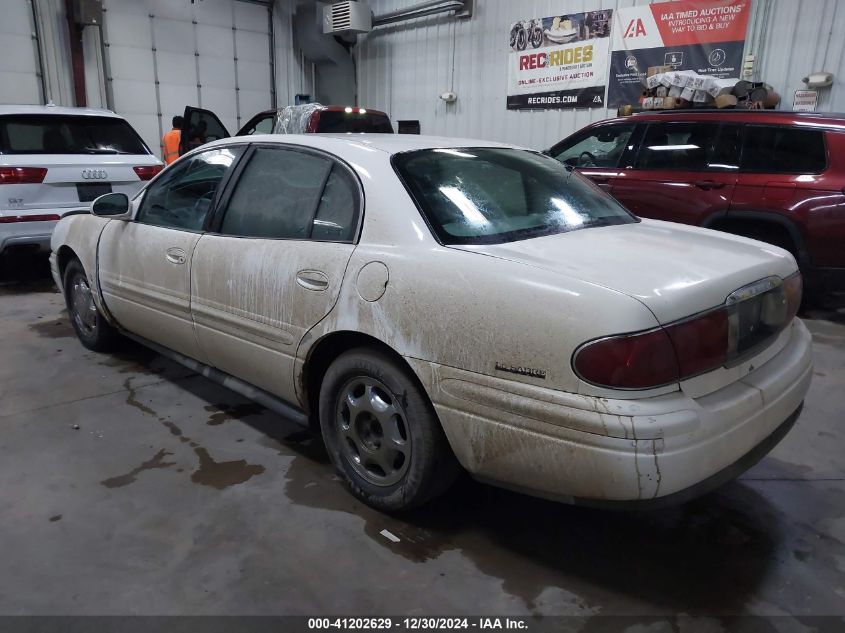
548 110 845 305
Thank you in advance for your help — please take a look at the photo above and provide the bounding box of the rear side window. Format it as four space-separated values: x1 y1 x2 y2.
316 111 394 133
312 167 359 241
741 126 827 173
219 147 359 242
636 122 720 171
0 115 149 155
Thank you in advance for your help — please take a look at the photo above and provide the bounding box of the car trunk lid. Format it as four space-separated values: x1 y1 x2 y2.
452 219 799 325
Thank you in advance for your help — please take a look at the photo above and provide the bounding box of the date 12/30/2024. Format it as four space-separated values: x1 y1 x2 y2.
307 618 529 630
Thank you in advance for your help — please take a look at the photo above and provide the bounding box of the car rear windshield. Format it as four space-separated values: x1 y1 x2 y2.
316 111 394 133
0 114 150 155
393 148 637 245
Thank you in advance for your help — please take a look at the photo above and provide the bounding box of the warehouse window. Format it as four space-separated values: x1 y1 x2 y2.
741 126 827 174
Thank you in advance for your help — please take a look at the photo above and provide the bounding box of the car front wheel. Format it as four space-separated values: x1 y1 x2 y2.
63 259 119 352
318 348 460 512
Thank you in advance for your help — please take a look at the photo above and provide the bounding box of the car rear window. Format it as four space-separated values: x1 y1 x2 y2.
316 111 394 133
393 148 637 245
0 114 150 155
741 125 827 174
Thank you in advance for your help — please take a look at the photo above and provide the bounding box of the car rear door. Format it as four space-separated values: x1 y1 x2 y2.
730 124 843 267
611 121 740 226
548 122 636 192
179 107 231 156
191 144 361 404
98 146 243 362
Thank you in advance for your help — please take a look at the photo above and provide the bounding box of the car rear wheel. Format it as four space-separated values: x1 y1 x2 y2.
318 348 460 512
63 259 119 352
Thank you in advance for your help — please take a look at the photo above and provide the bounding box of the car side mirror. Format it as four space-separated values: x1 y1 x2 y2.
91 192 130 218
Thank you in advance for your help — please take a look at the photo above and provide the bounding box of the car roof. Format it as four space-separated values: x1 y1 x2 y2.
213 133 520 156
0 104 122 118
598 109 845 129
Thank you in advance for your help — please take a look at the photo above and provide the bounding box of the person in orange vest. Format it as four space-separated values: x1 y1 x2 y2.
161 116 183 165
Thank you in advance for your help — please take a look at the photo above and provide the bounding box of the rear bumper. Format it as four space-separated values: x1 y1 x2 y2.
0 219 57 253
413 319 813 505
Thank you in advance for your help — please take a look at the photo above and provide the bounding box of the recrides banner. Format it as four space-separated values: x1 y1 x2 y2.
608 0 750 107
507 10 613 110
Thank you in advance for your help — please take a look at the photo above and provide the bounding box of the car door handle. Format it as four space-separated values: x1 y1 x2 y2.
296 270 329 291
165 247 187 265
588 176 611 184
694 180 726 191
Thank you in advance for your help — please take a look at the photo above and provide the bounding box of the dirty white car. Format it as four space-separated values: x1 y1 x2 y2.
50 135 812 511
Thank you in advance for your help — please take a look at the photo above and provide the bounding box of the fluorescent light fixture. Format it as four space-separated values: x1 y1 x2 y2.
647 144 699 151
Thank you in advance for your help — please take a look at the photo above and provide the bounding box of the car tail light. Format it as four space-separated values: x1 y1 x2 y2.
664 309 729 378
0 167 48 184
573 328 680 390
574 273 802 390
133 165 164 181
0 214 60 223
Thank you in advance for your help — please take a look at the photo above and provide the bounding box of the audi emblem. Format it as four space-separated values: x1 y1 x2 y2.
81 169 108 180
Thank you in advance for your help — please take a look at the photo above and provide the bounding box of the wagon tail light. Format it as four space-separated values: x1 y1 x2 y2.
573 273 802 390
0 167 48 184
133 165 164 181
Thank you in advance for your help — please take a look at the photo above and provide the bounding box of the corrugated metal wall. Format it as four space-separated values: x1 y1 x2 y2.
355 0 845 148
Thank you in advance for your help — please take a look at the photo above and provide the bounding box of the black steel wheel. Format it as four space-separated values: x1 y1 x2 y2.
319 348 460 512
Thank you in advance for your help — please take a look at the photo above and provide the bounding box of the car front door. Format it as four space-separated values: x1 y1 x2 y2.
549 122 636 192
611 121 740 225
190 144 361 404
179 107 231 156
98 146 243 362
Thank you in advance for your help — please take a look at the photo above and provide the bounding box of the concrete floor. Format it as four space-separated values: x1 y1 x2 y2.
1 254 844 620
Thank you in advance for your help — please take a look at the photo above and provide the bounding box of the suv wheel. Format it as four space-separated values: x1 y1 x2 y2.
318 348 460 512
64 259 119 352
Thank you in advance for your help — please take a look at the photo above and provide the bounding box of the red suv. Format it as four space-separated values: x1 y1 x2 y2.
548 110 845 304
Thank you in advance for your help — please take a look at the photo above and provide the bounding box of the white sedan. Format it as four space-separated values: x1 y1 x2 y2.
50 134 812 511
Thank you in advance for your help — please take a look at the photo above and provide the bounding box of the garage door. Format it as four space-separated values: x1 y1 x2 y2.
102 0 274 156
0 0 43 105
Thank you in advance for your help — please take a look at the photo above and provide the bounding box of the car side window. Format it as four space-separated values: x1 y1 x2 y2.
708 124 742 171
311 165 360 241
741 126 827 174
553 124 634 168
220 146 348 241
136 147 240 231
635 122 720 171
243 115 274 135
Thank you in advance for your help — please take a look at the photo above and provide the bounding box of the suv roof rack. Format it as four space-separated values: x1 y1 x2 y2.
636 109 842 117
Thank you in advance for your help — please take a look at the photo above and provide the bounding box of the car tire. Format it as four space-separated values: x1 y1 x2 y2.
319 347 460 512
63 259 120 352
